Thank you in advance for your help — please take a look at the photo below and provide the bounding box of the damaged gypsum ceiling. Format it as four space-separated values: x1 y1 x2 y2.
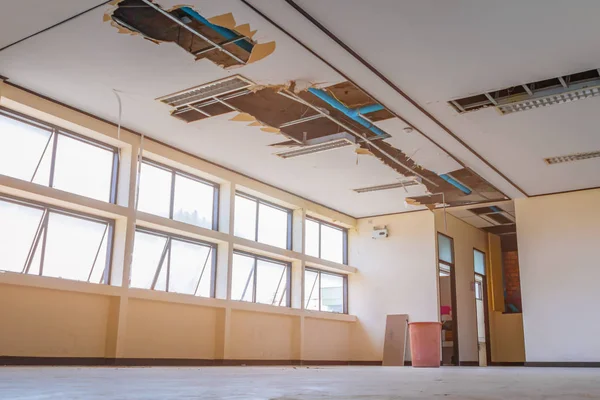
158 76 506 207
106 0 275 69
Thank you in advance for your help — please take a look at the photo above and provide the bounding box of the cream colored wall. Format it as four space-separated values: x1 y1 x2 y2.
434 212 487 363
0 284 111 357
124 299 219 359
228 311 296 360
490 312 525 362
516 190 600 362
349 211 438 361
304 317 352 361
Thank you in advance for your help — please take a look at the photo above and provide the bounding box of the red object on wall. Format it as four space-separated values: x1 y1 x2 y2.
502 251 522 312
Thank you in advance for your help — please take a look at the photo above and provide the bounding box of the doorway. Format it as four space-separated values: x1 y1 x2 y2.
474 248 491 366
438 233 459 366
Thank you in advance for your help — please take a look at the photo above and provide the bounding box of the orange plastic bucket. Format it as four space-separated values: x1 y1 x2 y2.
408 322 442 368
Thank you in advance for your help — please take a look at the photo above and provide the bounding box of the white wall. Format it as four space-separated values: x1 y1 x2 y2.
349 211 438 361
516 189 600 362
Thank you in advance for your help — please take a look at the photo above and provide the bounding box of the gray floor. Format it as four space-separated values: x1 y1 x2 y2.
1 366 599 399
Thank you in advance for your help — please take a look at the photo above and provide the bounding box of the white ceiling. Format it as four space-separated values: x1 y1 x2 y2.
0 0 103 50
2 1 596 218
0 0 446 217
271 0 600 196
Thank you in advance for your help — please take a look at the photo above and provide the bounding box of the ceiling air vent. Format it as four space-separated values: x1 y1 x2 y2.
157 75 254 108
544 150 600 165
353 177 422 193
449 68 600 115
275 132 356 159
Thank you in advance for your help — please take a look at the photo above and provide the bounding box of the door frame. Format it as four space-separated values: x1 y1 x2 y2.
438 232 459 366
474 247 492 366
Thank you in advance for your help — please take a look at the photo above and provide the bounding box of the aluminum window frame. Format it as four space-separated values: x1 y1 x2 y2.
306 216 349 265
0 107 119 203
231 250 292 307
141 158 220 230
235 191 293 250
0 193 115 284
133 226 218 297
304 267 348 314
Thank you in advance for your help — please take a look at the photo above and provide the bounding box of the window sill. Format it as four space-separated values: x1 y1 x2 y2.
0 174 128 220
0 270 123 297
232 236 357 274
127 288 357 322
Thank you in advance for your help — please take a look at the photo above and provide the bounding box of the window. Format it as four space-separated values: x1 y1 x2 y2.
305 218 347 264
304 268 347 313
137 159 218 230
474 249 486 275
0 196 113 283
0 108 118 202
230 252 290 307
234 193 291 249
130 228 216 297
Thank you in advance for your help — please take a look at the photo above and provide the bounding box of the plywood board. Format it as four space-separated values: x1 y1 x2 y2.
382 314 408 366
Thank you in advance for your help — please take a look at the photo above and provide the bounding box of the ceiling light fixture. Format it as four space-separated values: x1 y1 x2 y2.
544 150 600 165
449 68 600 115
353 177 422 193
275 132 356 159
157 75 254 108
497 85 600 115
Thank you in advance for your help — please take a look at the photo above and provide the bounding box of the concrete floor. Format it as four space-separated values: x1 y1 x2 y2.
1 366 599 399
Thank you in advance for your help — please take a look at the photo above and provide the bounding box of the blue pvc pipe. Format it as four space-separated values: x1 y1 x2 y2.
490 206 502 213
357 104 385 114
308 88 387 136
180 7 254 53
439 174 472 195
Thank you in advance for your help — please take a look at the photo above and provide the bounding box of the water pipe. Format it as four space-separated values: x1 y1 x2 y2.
490 206 503 213
439 174 472 195
180 7 254 53
308 88 387 137
357 104 385 114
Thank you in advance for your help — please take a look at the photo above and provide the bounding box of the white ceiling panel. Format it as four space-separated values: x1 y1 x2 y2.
0 0 103 50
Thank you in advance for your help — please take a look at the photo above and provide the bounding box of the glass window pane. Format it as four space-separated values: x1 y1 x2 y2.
234 195 257 241
305 219 320 258
169 239 212 296
0 199 44 273
304 270 320 311
256 259 287 306
43 212 108 282
474 249 486 275
0 114 52 182
231 253 254 302
438 234 453 263
31 139 53 186
257 203 288 249
173 174 214 229
53 135 114 202
321 224 344 264
137 163 172 218
154 255 168 292
130 231 167 289
320 273 344 313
